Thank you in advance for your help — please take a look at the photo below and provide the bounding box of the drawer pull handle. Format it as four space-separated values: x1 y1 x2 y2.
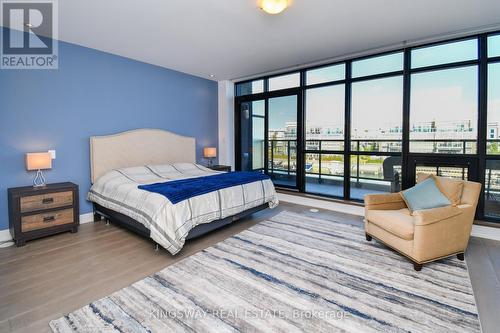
42 198 54 204
43 216 55 223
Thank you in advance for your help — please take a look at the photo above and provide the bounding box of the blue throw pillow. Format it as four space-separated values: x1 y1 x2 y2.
401 177 451 213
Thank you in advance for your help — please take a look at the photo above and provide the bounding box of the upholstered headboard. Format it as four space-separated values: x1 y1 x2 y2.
90 128 196 183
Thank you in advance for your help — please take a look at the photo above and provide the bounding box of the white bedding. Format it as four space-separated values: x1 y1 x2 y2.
88 163 278 254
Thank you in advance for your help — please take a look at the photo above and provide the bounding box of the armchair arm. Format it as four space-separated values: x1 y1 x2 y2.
413 205 471 262
364 193 406 211
413 206 462 226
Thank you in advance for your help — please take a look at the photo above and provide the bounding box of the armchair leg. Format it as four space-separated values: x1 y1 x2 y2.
413 262 423 271
365 233 372 241
457 253 465 261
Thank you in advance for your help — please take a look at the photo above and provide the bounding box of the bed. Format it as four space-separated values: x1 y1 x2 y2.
87 129 279 254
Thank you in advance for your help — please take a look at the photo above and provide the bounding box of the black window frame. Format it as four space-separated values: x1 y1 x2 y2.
234 30 500 222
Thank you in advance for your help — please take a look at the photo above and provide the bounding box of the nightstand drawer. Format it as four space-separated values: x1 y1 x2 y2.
20 191 73 213
21 208 75 232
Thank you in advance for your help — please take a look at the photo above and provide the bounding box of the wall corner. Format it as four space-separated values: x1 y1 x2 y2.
218 80 235 169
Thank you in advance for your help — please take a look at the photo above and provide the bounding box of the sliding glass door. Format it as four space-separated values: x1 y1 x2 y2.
238 100 265 172
268 95 299 188
236 92 301 189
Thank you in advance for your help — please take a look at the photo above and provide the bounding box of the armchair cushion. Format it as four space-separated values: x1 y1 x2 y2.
417 173 464 205
366 208 415 240
400 178 451 213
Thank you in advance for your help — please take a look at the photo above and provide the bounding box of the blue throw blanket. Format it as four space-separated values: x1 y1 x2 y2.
138 171 270 204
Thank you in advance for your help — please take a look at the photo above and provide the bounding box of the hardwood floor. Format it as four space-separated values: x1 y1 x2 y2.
1 202 499 332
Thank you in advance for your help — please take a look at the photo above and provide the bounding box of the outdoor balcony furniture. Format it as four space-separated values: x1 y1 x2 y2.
364 173 481 271
382 156 402 192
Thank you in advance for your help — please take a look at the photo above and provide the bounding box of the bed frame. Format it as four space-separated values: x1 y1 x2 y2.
93 203 268 242
90 128 269 246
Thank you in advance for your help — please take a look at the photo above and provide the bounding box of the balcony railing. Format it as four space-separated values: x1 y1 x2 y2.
260 138 500 215
268 138 477 155
266 138 477 184
409 139 477 154
268 140 297 176
268 139 399 184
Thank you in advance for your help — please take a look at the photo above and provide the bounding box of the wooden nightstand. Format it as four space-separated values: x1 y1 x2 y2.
208 165 231 172
8 182 79 246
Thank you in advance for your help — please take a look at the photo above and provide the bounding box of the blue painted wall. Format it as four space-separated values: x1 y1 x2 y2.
0 30 218 231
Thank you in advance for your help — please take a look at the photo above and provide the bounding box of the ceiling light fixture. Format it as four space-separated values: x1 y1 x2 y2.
259 0 288 15
209 74 216 78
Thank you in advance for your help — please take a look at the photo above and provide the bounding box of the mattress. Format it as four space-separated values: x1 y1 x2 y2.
88 163 279 254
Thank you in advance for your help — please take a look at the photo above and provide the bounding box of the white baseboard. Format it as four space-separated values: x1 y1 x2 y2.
80 212 94 224
278 192 500 242
278 193 364 216
0 229 12 243
471 224 500 241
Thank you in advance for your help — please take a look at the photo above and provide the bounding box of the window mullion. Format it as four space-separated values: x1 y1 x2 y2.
477 34 489 219
344 60 352 200
402 48 411 190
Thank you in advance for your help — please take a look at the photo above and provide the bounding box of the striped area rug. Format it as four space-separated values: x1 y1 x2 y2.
50 211 480 332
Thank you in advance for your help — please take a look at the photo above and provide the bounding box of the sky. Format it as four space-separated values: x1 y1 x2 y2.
352 52 403 78
307 64 344 85
410 66 477 126
351 76 403 135
489 63 500 123
489 34 500 57
268 95 297 131
306 85 344 128
411 39 477 68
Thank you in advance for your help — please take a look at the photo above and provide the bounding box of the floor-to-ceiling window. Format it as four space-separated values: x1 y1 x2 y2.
304 63 345 197
235 31 500 222
409 39 478 154
350 53 404 199
408 39 479 183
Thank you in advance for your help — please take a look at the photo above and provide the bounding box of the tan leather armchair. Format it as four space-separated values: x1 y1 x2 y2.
364 174 481 271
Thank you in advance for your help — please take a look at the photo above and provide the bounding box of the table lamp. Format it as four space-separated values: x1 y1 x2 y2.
26 152 52 187
203 147 217 166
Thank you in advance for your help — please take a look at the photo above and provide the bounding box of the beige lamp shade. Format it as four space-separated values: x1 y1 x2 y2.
203 147 217 158
26 152 52 171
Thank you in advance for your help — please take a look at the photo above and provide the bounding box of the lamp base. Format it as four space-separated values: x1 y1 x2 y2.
33 169 46 187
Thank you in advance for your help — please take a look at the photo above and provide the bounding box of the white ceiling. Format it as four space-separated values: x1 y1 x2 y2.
6 0 500 80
